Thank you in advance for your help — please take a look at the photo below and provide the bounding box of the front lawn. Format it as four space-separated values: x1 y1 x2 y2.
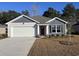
28 35 79 56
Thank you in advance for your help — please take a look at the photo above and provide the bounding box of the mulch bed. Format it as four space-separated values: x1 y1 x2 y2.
28 35 79 56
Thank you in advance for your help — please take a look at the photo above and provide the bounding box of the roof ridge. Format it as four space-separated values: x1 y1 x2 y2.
31 16 51 18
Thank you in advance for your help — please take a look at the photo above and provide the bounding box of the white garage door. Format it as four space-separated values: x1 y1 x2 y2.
11 26 35 37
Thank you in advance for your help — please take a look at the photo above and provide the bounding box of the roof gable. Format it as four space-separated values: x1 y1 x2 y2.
13 16 35 23
46 17 68 24
6 15 40 24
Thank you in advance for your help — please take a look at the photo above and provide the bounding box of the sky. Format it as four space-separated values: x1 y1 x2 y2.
0 2 79 16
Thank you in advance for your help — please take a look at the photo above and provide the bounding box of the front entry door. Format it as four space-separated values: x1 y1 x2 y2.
40 26 46 35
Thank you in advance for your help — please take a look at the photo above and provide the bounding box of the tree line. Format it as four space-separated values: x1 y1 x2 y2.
0 10 29 24
43 3 79 23
0 3 79 25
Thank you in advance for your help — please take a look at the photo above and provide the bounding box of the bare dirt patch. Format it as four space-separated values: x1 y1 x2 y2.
28 35 79 56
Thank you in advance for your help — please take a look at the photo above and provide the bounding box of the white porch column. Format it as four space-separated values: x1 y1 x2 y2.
46 25 49 36
65 24 67 35
56 25 57 34
37 25 40 36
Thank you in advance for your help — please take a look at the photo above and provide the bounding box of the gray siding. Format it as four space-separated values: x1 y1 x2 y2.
48 19 66 35
73 25 79 33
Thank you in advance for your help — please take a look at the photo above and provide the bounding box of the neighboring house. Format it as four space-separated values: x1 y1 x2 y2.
6 15 68 37
72 21 79 34
0 24 7 35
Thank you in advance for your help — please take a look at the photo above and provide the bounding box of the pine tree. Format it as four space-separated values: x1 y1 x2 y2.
43 7 61 18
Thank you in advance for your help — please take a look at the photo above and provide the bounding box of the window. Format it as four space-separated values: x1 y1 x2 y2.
51 25 62 33
57 25 61 32
52 25 56 32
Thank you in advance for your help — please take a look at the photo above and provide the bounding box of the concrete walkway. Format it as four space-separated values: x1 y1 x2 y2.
0 37 36 56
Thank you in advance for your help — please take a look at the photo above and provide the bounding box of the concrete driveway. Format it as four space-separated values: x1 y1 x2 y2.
0 37 36 56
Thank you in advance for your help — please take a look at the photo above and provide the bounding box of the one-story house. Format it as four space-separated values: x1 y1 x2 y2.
6 15 68 37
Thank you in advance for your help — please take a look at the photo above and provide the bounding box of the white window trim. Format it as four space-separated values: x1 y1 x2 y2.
51 25 56 33
51 24 62 34
57 24 61 33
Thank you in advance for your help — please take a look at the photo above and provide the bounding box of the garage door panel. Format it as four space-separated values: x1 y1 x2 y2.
11 26 35 37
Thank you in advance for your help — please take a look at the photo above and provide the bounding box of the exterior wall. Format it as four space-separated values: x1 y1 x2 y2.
72 25 79 34
0 28 6 34
7 19 67 37
48 19 67 35
7 22 36 37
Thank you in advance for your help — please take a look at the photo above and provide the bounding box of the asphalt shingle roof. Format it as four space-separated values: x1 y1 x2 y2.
31 16 52 24
7 15 68 24
13 16 35 23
